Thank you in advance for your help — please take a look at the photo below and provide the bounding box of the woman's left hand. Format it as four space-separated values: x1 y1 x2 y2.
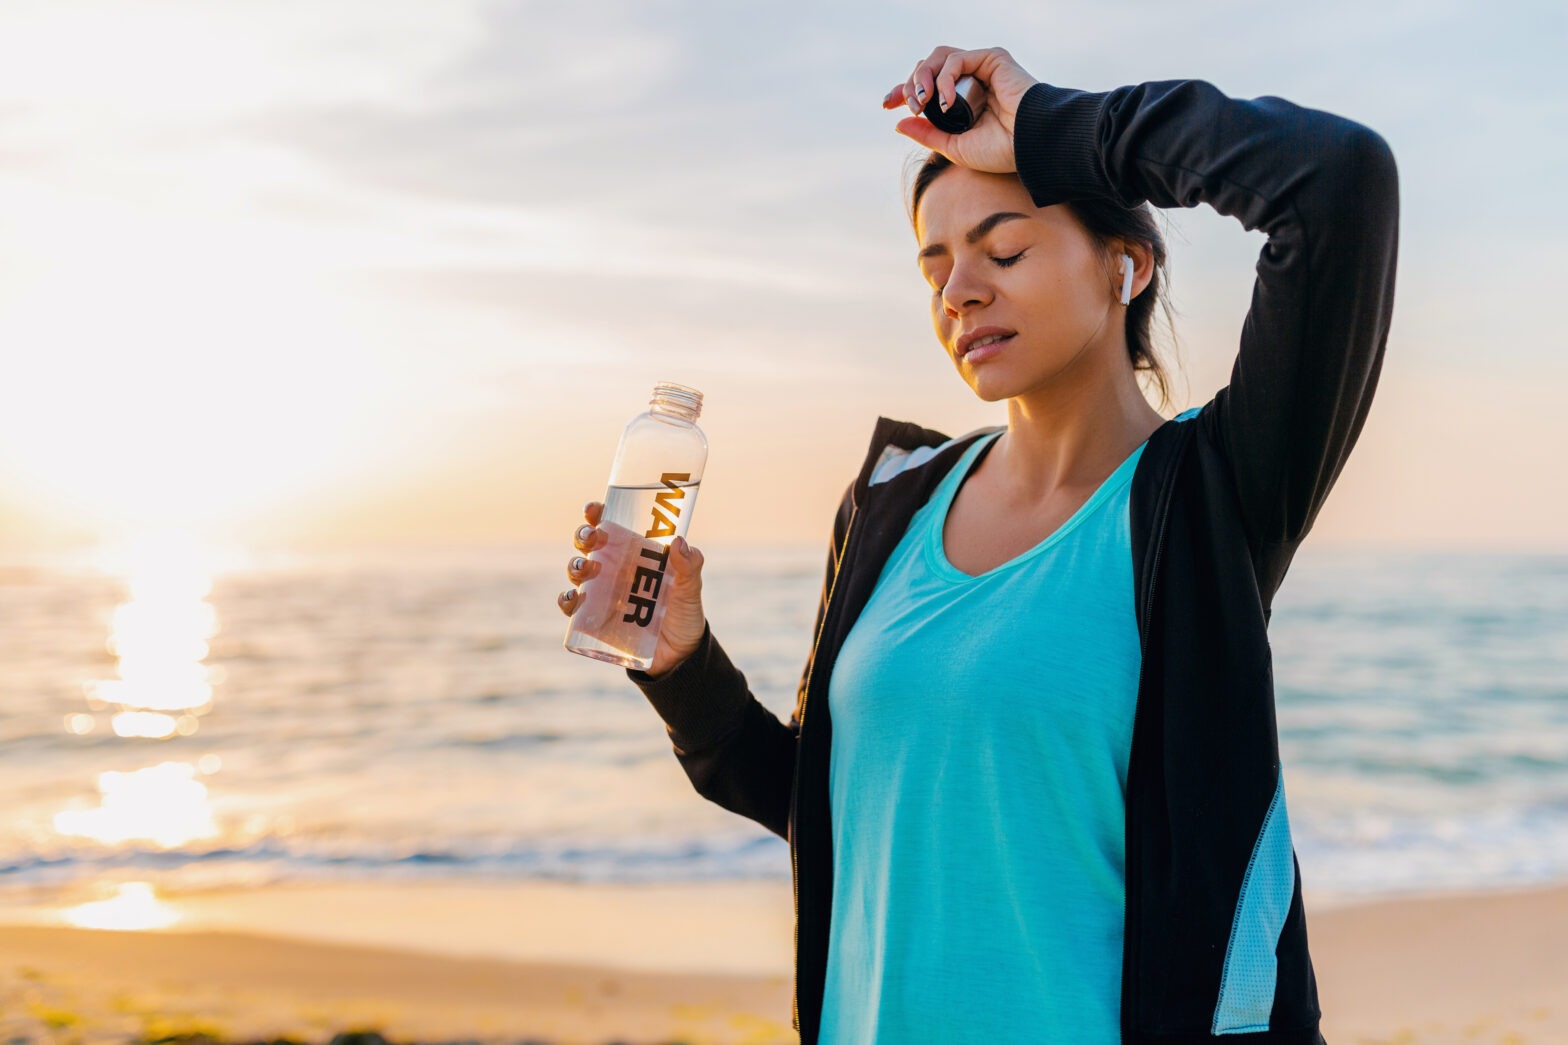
883 46 1039 174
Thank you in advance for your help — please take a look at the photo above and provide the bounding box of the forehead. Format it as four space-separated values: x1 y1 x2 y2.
915 167 1042 246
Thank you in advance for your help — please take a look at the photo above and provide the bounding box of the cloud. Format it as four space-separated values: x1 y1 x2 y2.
0 0 1563 544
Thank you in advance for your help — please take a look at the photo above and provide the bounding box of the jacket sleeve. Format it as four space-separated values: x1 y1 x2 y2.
1013 79 1399 596
623 477 855 842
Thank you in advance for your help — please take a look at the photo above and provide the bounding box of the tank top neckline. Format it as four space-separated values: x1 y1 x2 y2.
923 428 1149 584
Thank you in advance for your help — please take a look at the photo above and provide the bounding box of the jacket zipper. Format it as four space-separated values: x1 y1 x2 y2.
1122 428 1187 1044
792 496 860 1037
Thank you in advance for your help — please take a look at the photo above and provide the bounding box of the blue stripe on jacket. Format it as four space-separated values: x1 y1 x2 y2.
1212 770 1297 1033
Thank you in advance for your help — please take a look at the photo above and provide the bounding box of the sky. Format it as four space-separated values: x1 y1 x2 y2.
0 0 1563 553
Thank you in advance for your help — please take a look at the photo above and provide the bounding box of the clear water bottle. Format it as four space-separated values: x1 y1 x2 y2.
563 381 707 670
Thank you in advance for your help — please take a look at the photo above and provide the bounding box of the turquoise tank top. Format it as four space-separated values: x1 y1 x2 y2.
819 409 1199 1042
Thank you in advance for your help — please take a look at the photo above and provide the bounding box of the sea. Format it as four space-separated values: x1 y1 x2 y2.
0 539 1564 911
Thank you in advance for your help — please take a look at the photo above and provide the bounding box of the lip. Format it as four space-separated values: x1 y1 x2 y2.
963 334 1013 364
956 325 1017 359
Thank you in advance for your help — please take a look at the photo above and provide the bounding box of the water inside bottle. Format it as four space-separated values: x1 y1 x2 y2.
565 479 701 670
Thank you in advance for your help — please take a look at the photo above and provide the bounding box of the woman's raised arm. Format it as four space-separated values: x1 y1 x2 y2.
1011 77 1400 592
890 51 1399 597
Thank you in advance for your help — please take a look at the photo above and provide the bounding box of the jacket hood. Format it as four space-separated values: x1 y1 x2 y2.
856 415 1006 501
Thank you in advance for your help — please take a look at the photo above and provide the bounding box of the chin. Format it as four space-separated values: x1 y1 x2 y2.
959 368 1024 403
967 384 1012 404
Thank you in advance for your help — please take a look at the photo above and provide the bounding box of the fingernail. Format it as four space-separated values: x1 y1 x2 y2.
674 536 687 555
560 588 576 602
576 524 592 541
914 84 926 99
572 556 586 571
940 93 950 112
582 500 594 514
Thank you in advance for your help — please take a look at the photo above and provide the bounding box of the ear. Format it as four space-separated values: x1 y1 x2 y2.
1118 241 1154 304
1110 244 1160 305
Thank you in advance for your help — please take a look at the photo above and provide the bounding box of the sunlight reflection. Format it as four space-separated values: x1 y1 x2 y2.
55 532 231 859
63 882 180 932
109 711 177 739
83 531 220 729
53 761 219 848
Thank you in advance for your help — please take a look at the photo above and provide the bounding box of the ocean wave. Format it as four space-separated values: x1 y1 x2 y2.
1 543 1565 906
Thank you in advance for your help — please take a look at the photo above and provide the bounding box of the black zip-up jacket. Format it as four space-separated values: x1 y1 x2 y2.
625 77 1398 1043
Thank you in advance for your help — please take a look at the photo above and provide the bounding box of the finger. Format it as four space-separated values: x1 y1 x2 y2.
935 47 1009 111
907 45 965 115
566 554 598 583
883 83 909 109
582 500 603 525
667 538 704 590
681 538 704 571
934 51 972 111
572 523 599 553
558 587 579 616
894 114 957 156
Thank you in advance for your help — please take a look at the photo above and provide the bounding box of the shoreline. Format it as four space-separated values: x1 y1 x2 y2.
0 879 799 977
0 876 1557 968
0 877 1564 1044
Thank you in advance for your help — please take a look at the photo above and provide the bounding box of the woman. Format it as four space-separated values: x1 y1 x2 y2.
559 45 1397 1044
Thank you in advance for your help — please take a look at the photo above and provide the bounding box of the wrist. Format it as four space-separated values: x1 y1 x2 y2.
1013 82 1116 208
632 622 709 683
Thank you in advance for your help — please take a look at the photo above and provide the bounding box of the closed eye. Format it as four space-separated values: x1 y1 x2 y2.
928 251 1027 294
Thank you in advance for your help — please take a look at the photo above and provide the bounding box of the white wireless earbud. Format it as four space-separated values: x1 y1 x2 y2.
1120 254 1135 306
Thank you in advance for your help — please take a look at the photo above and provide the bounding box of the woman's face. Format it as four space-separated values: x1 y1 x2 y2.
915 165 1120 402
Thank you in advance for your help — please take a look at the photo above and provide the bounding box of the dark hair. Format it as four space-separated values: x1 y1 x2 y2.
905 151 1180 412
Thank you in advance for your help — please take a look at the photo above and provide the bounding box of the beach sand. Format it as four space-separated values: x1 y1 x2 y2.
0 879 1563 1044
1309 882 1568 1044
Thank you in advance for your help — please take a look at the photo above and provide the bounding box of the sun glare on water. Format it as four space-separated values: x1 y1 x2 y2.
52 532 231 857
63 881 181 932
53 761 219 849
80 532 229 739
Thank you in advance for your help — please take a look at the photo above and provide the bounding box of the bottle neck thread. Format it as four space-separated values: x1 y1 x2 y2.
649 381 703 423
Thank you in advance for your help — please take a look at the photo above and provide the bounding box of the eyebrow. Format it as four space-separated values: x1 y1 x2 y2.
918 211 1031 261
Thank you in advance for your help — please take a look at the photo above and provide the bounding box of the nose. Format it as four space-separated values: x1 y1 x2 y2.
940 258 990 318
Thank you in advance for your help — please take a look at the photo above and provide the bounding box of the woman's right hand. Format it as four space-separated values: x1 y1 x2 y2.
560 500 708 679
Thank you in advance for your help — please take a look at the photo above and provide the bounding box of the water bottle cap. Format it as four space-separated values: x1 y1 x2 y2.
650 381 703 419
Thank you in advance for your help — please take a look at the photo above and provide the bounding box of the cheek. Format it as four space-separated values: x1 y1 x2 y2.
1027 268 1103 322
930 296 953 337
